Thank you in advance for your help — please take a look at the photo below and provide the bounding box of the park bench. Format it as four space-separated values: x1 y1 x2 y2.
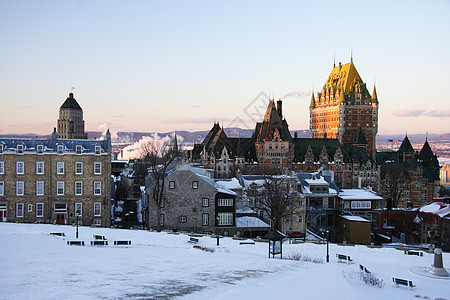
336 254 353 263
239 241 256 245
93 235 107 240
393 277 415 289
404 250 423 256
50 233 65 236
67 240 84 246
91 240 108 246
188 237 199 244
359 264 370 274
114 240 131 246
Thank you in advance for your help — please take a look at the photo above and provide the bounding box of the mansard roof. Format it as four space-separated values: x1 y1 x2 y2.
397 135 414 153
293 138 342 162
0 137 110 153
60 92 82 110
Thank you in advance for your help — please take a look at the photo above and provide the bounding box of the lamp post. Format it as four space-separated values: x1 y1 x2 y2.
75 208 81 239
326 228 330 263
216 215 220 246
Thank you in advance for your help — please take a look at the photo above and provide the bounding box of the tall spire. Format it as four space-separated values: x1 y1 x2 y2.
173 132 178 153
372 85 378 103
310 90 315 108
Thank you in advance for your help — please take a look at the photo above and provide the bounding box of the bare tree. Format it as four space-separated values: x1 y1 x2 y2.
381 162 410 208
141 141 180 232
246 175 300 231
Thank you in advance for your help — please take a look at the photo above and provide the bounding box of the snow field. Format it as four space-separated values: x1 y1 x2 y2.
0 223 449 300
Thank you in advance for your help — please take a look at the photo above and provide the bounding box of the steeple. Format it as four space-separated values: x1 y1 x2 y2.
372 85 378 103
310 92 315 108
173 132 178 153
398 135 414 153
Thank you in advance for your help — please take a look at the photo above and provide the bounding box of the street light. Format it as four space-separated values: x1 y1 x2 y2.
326 228 330 263
125 211 134 229
216 215 220 246
75 208 81 239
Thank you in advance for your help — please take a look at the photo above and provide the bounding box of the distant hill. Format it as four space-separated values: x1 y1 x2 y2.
2 130 450 146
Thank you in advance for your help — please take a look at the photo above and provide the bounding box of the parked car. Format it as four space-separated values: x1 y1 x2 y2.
289 231 305 238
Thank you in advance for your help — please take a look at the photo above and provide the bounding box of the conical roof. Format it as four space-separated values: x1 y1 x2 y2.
398 135 414 153
60 93 82 110
419 140 434 161
352 126 368 144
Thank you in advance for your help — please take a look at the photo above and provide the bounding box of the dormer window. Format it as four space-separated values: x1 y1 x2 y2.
95 146 101 155
76 145 82 154
37 145 44 154
57 145 64 154
17 145 24 154
0 145 3 153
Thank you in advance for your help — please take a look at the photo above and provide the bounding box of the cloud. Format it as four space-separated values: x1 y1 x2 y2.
191 105 201 109
393 109 426 117
393 109 450 118
282 90 311 100
118 133 184 160
428 109 450 117
162 117 219 124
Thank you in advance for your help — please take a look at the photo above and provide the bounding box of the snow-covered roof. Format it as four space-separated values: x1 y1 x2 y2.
338 189 383 200
236 216 270 228
419 202 450 218
217 187 236 196
339 215 371 222
215 178 242 190
304 178 328 185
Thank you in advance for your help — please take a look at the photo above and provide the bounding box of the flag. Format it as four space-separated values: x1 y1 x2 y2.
71 86 75 91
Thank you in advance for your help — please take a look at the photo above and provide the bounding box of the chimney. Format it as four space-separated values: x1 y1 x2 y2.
69 92 74 98
276 99 282 118
294 132 298 139
52 127 57 140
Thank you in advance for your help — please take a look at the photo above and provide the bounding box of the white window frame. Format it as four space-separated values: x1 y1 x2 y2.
94 162 101 175
95 146 101 155
218 198 233 206
36 161 44 174
0 144 3 153
36 181 44 195
202 213 209 226
36 203 44 217
169 181 175 189
192 181 198 189
17 144 24 154
0 181 4 196
16 181 24 196
57 181 64 195
0 161 4 174
93 219 101 226
179 216 187 223
94 202 101 216
202 198 209 207
75 181 83 195
16 161 24 175
37 144 44 154
16 203 24 217
94 181 101 195
75 202 83 217
75 162 83 175
218 212 233 226
28 204 33 212
57 162 64 174
298 215 303 223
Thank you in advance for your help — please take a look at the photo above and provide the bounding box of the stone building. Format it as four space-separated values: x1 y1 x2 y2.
378 136 440 208
57 92 88 139
0 131 111 226
146 161 237 235
309 59 379 158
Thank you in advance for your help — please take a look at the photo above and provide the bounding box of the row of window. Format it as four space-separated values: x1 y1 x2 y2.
0 181 102 196
159 213 234 227
285 215 303 223
15 202 101 217
0 144 102 155
0 161 102 175
169 180 198 189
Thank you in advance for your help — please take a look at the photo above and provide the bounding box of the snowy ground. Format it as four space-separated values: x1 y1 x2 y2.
1 223 449 300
